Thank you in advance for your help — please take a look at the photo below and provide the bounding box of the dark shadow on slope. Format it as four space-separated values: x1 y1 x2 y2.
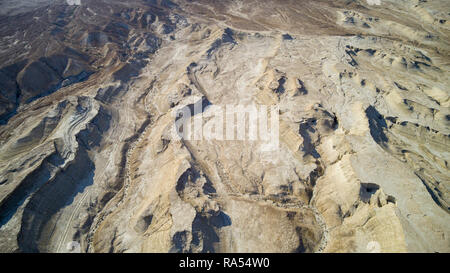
191 214 220 253
0 152 64 228
17 146 95 253
207 28 237 58
365 105 388 144
299 118 321 159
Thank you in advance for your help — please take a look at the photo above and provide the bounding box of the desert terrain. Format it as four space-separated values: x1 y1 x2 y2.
0 0 448 253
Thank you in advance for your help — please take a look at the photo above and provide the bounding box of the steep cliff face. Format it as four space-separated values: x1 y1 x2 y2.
0 0 448 253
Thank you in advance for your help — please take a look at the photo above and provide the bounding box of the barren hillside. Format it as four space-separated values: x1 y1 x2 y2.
0 0 448 253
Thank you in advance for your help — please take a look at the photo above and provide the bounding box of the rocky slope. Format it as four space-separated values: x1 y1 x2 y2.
0 0 448 253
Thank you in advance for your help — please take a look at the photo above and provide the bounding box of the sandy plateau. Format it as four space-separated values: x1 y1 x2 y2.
0 0 449 253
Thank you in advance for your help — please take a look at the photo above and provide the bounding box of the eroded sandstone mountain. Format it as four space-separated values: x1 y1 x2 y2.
0 0 448 253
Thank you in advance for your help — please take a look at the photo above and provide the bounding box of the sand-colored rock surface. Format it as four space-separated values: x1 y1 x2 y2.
0 0 448 253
